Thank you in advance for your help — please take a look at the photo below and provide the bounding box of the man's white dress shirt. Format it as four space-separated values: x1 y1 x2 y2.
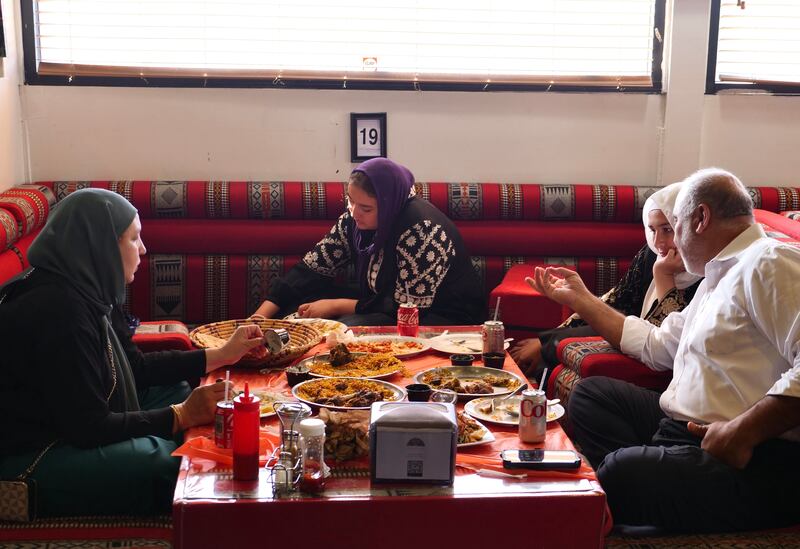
621 224 800 440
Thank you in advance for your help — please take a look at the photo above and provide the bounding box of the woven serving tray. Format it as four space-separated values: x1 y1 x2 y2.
189 318 323 368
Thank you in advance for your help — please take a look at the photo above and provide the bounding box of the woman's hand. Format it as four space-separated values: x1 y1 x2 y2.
205 324 264 372
653 248 685 278
297 299 356 319
509 338 543 376
652 249 685 301
172 380 232 432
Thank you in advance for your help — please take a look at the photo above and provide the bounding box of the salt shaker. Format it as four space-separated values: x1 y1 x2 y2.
298 418 326 493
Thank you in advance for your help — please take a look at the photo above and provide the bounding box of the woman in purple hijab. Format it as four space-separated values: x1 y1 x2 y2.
255 158 485 326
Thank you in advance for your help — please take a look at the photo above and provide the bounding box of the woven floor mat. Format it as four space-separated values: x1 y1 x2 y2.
606 525 800 548
0 515 172 548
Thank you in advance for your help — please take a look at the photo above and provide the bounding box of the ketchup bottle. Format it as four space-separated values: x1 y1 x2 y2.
232 382 261 481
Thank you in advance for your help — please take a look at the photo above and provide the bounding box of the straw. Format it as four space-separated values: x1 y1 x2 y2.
224 369 230 402
539 367 549 392
493 297 501 322
405 282 412 303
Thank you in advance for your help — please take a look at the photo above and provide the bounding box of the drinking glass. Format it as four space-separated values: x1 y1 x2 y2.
430 389 457 404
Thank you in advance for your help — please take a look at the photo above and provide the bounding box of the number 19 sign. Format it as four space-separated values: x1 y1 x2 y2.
350 113 387 162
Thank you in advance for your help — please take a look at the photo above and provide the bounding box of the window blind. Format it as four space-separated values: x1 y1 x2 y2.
34 0 659 87
715 0 800 85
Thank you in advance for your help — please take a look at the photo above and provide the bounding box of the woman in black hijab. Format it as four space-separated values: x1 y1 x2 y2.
0 189 263 517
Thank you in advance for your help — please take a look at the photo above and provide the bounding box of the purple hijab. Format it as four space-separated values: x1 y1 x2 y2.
350 158 415 293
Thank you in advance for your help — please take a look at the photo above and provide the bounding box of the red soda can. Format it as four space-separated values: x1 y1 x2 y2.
214 400 234 449
397 302 419 337
518 389 547 443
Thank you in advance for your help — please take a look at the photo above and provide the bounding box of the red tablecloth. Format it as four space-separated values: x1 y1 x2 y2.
173 326 610 548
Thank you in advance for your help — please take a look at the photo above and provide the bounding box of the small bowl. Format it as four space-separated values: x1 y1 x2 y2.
482 352 505 369
450 353 475 366
406 383 433 402
285 364 311 387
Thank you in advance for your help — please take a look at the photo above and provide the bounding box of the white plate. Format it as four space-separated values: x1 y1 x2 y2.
291 377 406 411
345 335 430 358
297 353 403 380
414 366 525 401
464 396 565 426
243 390 286 418
283 315 347 334
429 334 510 355
458 416 495 448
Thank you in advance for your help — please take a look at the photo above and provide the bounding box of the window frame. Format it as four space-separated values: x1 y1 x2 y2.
706 0 800 95
22 0 666 93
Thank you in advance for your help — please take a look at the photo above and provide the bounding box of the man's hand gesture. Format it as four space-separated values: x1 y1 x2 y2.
525 266 592 309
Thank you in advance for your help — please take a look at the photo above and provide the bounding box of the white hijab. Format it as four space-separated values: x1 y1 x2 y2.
639 182 703 317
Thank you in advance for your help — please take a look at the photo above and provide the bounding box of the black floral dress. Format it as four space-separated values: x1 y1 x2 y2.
267 196 486 324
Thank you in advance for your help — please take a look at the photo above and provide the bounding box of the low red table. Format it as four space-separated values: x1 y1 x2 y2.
173 327 608 548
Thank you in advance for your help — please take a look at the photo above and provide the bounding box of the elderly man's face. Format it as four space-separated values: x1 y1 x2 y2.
672 192 705 276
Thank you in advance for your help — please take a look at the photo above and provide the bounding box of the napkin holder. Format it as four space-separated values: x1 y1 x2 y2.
369 401 457 485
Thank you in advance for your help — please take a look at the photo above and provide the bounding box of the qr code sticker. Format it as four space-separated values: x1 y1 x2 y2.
407 460 423 477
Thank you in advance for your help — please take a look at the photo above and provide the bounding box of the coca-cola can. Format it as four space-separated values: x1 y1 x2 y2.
518 389 547 443
214 400 234 449
397 302 419 337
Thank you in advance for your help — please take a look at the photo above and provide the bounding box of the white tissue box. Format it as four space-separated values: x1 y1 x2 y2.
369 401 457 485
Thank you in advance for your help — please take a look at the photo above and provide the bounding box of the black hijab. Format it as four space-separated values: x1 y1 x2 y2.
28 188 140 410
28 188 137 311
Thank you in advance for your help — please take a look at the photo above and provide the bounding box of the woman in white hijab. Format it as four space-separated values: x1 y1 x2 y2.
639 182 703 317
510 182 703 377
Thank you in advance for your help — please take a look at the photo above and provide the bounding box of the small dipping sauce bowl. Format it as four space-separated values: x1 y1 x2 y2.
450 353 475 366
482 352 505 369
406 383 433 402
285 364 311 387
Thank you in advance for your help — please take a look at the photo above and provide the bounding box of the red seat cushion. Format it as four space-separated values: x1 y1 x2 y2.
490 264 569 330
132 321 193 352
755 209 800 241
0 248 24 284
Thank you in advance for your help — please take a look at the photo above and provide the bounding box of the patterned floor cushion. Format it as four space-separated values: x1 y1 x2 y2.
0 185 56 237
549 336 671 413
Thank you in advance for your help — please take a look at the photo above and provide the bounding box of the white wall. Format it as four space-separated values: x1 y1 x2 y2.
702 95 800 186
22 87 662 184
15 0 800 187
0 0 26 190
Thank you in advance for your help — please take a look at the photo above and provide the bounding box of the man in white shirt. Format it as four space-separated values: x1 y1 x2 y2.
528 168 800 533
